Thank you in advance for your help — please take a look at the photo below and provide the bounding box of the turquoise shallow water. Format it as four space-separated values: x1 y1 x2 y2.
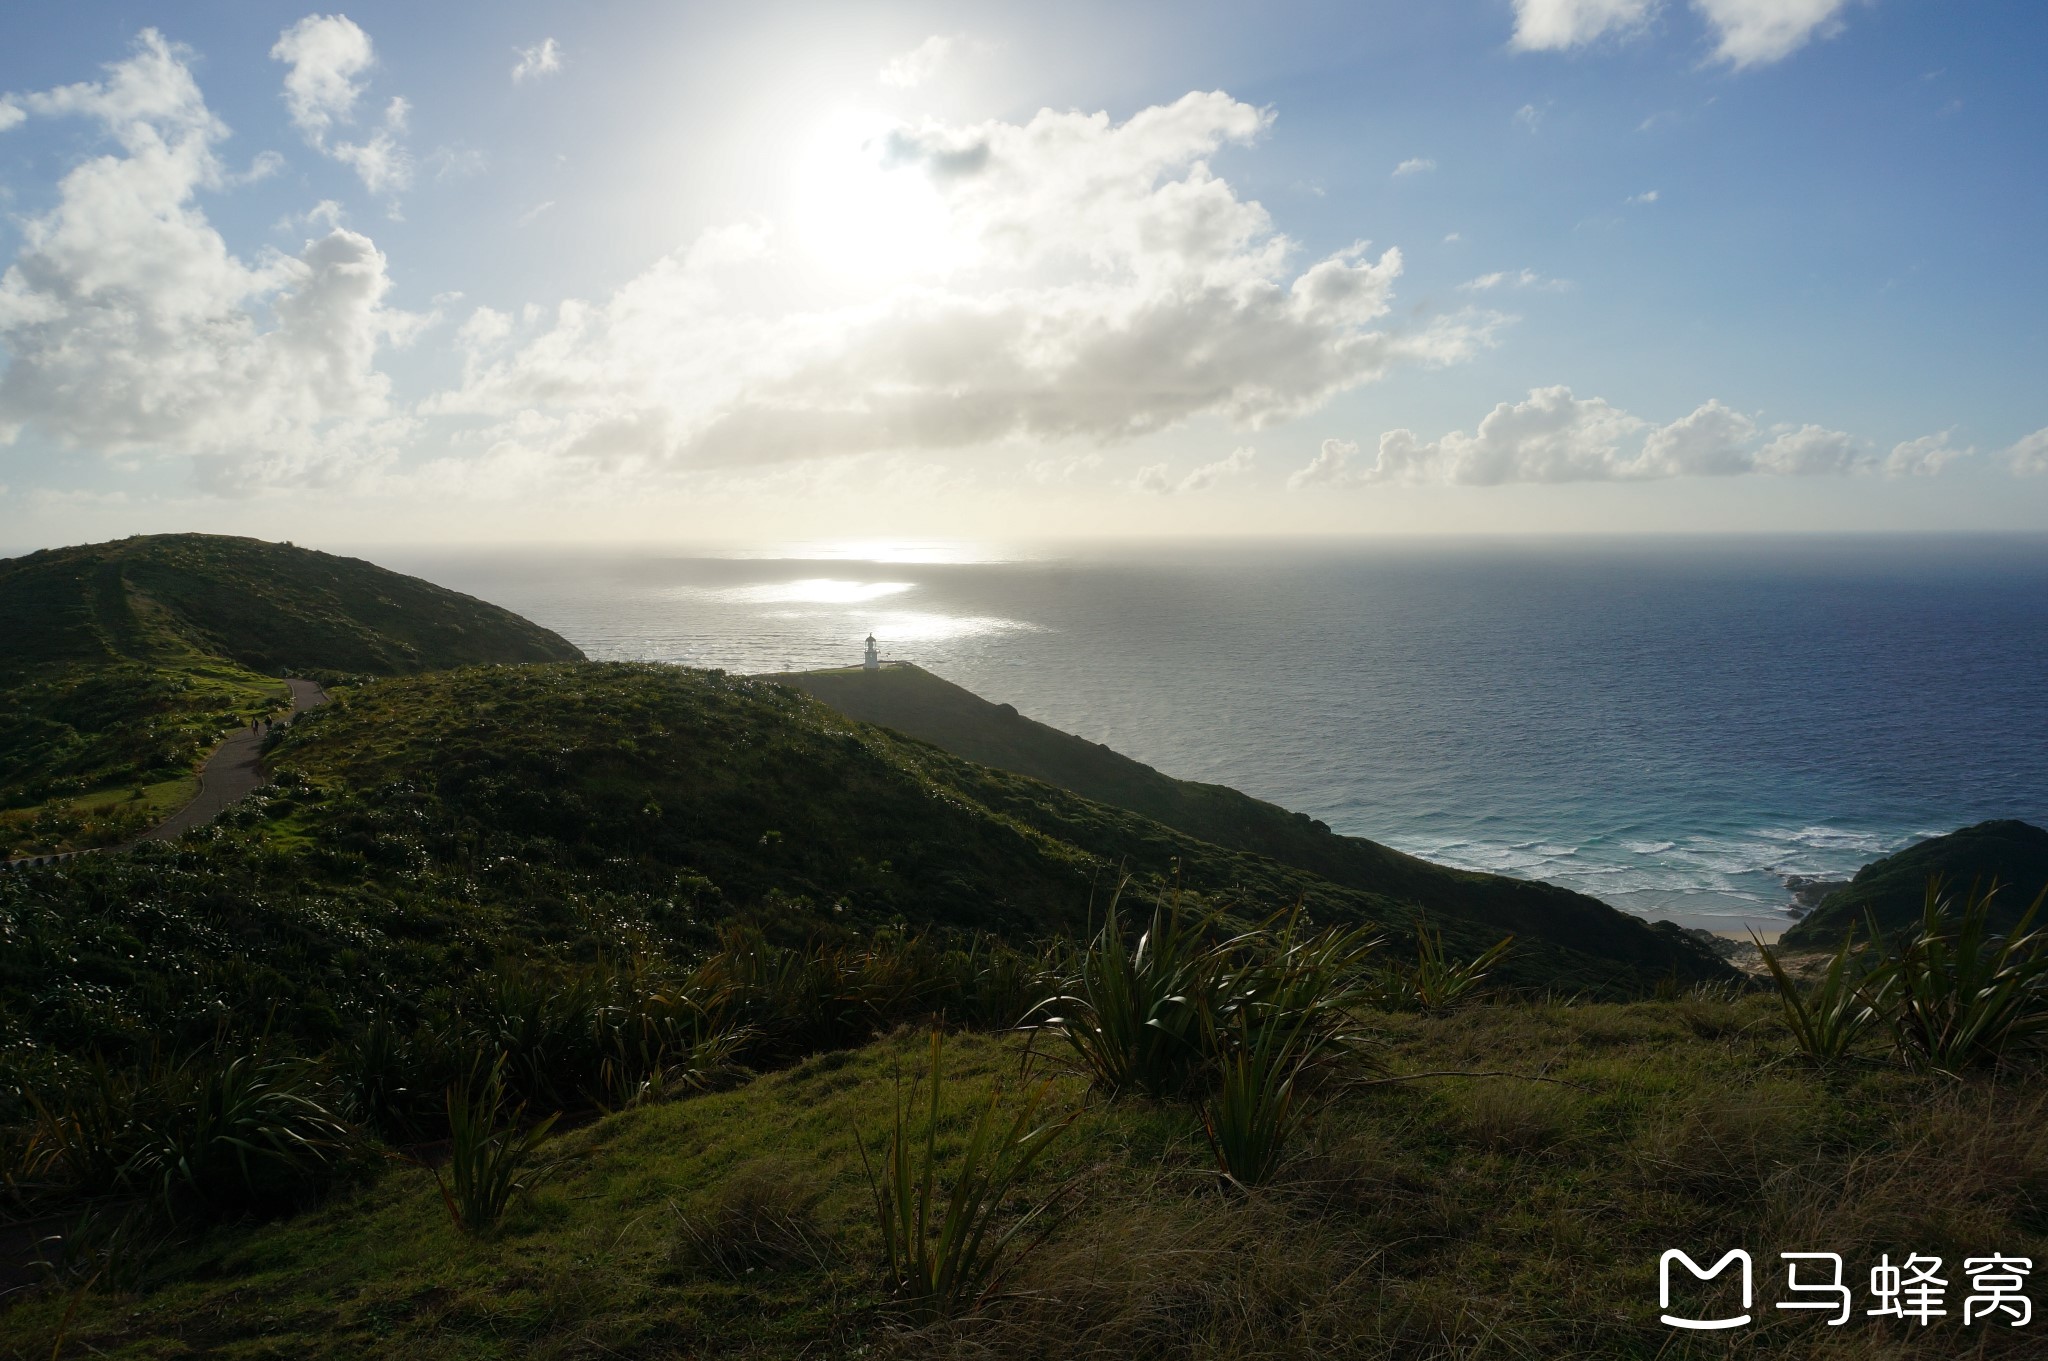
376 536 2048 934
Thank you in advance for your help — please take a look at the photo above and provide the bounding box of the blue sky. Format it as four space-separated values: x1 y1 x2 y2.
1 0 2044 547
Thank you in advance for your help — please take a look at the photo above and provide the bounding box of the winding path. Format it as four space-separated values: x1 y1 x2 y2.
1 677 328 871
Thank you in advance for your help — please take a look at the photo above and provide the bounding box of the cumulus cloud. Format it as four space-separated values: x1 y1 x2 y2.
2008 427 2048 475
0 100 23 133
0 30 418 482
879 35 961 89
428 92 1494 478
1393 157 1435 176
512 38 562 83
271 14 412 199
1695 0 1856 67
1511 0 1658 51
1884 430 1970 477
1284 387 1940 486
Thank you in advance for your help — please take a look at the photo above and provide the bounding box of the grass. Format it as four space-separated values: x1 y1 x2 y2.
7 1004 2044 1359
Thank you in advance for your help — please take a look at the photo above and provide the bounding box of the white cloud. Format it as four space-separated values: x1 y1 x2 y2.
1755 423 1862 474
1393 157 1436 176
1514 103 1545 131
879 35 960 89
516 200 556 227
0 100 23 133
0 30 417 484
1629 188 1660 204
428 92 1494 478
1286 387 1915 486
1511 0 1658 51
1024 452 1102 484
1884 430 1970 477
272 14 372 142
271 14 412 199
1459 268 1568 292
2008 427 2048 476
1694 0 1856 68
512 38 562 83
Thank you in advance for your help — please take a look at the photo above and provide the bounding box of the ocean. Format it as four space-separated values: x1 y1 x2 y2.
374 536 2048 935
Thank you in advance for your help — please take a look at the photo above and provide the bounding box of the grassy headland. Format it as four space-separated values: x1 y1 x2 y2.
0 534 582 855
5 540 2045 1360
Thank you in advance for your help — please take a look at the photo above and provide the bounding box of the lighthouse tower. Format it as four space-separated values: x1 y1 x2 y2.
863 634 880 671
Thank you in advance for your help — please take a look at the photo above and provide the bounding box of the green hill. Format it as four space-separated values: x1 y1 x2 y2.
0 533 581 680
1782 819 2048 947
0 534 582 826
0 663 1734 1084
777 663 1712 978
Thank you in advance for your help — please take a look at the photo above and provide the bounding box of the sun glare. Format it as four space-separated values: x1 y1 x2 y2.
789 111 960 285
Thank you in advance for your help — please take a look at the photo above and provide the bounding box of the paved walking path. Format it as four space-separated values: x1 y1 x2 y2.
2 677 328 871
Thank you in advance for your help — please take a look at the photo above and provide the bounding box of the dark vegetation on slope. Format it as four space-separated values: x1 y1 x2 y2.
1784 819 2048 947
779 663 1718 978
0 534 583 840
0 664 1737 1112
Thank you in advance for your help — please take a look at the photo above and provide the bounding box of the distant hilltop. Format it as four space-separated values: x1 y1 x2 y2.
0 533 583 679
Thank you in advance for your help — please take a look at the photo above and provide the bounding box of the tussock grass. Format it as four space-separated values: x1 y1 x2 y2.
671 1157 833 1277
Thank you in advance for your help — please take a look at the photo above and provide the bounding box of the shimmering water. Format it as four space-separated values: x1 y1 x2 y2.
374 536 2048 934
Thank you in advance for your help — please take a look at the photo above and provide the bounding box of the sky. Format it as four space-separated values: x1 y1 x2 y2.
0 0 2044 550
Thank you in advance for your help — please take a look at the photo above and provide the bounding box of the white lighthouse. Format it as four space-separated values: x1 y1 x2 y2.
863 633 880 671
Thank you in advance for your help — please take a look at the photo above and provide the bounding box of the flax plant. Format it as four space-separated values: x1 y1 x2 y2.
1876 880 2048 1073
1385 923 1513 1012
1753 925 1882 1065
855 1031 1073 1322
1033 886 1219 1099
431 1057 558 1236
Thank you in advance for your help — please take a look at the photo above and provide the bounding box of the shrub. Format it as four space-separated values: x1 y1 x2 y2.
1875 880 2048 1073
1754 924 1884 1064
855 1031 1073 1322
20 1050 353 1219
1032 887 1221 1099
1200 1014 1313 1187
1381 923 1512 1013
429 1056 558 1237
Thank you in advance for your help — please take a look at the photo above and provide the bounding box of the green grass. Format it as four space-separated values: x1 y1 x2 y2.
8 1004 2044 1359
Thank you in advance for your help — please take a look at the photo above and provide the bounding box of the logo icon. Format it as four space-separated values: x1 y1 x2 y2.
1661 1249 1753 1330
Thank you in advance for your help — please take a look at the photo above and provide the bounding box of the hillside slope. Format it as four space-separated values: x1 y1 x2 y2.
0 533 582 680
0 664 1733 1079
1783 819 2048 946
777 663 1706 972
0 535 582 818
